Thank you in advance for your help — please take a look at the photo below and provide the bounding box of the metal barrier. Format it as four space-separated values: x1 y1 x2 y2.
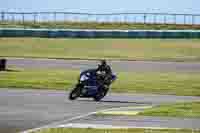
1 11 200 25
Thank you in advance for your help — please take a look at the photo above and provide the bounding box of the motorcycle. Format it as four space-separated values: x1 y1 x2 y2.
69 69 117 101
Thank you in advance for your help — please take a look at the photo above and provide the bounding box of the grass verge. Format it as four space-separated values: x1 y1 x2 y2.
1 38 200 61
1 21 200 30
0 69 200 96
138 102 200 118
33 128 200 133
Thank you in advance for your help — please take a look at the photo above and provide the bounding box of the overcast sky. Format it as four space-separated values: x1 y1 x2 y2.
0 0 199 14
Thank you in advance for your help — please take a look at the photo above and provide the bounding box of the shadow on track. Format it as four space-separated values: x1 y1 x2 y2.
77 99 152 105
4 69 21 72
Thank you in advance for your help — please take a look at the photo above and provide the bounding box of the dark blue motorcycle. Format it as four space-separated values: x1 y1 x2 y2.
69 69 117 101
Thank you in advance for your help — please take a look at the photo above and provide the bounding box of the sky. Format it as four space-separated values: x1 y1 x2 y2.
0 0 199 14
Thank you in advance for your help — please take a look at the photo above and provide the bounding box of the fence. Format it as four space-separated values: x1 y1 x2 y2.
1 11 200 25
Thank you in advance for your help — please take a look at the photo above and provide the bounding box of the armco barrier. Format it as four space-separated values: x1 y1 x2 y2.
0 28 200 38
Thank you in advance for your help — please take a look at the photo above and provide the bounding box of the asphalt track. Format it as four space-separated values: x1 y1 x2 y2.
0 89 200 133
1 58 200 132
6 58 200 72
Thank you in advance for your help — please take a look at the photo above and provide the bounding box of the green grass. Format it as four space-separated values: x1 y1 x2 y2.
1 38 200 61
33 128 200 133
1 69 200 96
1 21 200 30
139 102 200 118
0 69 79 90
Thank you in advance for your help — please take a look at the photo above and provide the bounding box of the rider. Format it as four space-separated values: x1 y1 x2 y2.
96 59 112 87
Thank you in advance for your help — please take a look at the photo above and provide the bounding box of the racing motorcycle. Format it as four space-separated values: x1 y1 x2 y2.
69 69 117 101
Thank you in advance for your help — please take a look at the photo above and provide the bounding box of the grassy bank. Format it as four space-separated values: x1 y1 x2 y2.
1 21 200 30
0 69 200 96
33 128 200 133
1 38 200 61
139 102 200 118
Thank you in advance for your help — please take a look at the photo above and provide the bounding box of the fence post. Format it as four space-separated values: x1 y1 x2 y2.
63 12 65 21
54 12 56 21
144 13 146 24
11 13 15 22
1 11 5 22
33 13 37 24
153 14 157 24
192 15 195 25
22 13 25 28
124 14 127 23
174 14 176 24
164 15 166 24
184 15 186 25
95 15 99 23
64 13 67 21
0 59 6 71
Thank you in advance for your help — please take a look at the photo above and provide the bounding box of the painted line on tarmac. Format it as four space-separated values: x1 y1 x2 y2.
21 110 99 133
97 106 153 116
57 123 132 129
56 123 183 130
98 111 140 115
21 105 152 133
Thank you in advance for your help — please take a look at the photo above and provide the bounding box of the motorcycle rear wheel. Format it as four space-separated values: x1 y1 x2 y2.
93 86 108 101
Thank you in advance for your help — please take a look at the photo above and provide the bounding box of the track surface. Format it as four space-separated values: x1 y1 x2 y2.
1 58 200 132
66 115 200 129
7 58 200 72
0 89 200 133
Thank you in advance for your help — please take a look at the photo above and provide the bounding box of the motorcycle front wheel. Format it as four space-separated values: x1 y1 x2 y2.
69 87 81 100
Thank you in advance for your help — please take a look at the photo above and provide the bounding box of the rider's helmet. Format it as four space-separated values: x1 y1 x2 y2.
100 59 107 66
97 59 107 75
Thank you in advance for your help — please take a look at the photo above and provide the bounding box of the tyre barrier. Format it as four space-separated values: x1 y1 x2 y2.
0 28 200 38
0 59 6 71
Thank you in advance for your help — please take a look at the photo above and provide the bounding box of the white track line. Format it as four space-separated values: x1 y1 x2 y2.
56 123 184 130
21 105 152 133
21 110 99 133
